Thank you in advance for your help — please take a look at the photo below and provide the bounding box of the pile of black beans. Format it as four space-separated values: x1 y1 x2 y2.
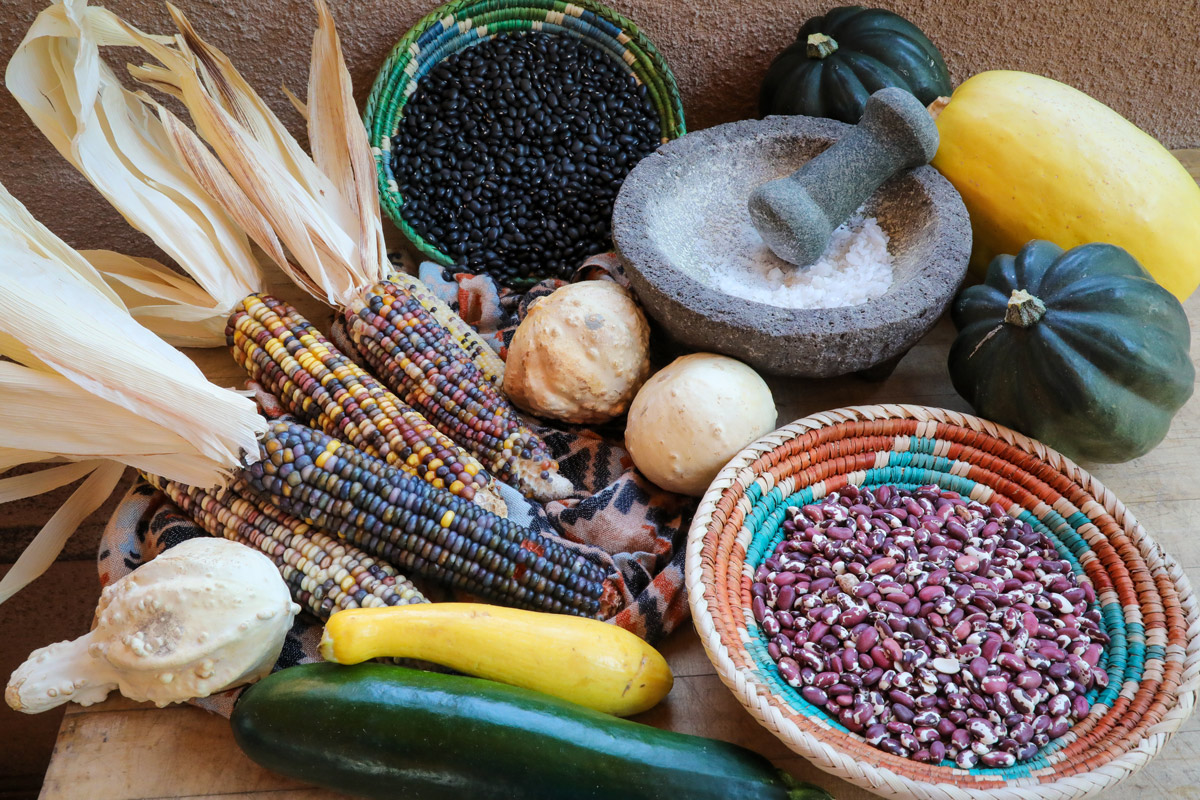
391 31 662 286
753 484 1109 769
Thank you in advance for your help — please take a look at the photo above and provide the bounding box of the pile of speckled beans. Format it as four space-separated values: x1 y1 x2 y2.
752 484 1109 768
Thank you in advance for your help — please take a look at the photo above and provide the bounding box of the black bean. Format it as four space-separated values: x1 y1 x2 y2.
390 31 659 285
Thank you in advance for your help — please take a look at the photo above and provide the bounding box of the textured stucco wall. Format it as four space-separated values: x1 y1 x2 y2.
0 0 1197 262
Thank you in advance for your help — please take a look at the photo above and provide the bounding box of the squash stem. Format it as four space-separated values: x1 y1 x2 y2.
806 33 838 59
1004 289 1047 327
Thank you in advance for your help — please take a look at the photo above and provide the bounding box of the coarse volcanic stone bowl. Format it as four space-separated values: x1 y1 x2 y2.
611 115 971 378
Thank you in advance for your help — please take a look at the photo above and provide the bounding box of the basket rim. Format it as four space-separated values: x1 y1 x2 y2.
684 403 1200 800
363 0 687 281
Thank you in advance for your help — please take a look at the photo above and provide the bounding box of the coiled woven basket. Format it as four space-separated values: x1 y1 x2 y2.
685 404 1200 799
364 0 686 274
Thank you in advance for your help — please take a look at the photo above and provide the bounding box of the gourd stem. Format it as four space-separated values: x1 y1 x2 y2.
806 33 839 59
1004 289 1047 327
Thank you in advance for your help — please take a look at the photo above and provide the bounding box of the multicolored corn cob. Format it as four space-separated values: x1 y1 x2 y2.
242 419 610 617
343 279 573 502
227 293 506 517
386 271 506 389
146 473 427 619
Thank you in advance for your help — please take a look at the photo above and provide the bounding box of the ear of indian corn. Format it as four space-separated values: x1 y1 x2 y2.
385 271 506 389
243 419 610 617
227 293 507 517
343 279 573 502
146 473 427 619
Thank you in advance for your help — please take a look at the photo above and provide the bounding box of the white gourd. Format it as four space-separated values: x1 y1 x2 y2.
504 281 651 424
5 538 299 713
625 354 777 496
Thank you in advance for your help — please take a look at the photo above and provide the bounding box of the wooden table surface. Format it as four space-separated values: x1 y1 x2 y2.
35 153 1200 800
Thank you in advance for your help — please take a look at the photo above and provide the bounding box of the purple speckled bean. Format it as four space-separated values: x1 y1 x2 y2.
850 702 874 728
981 751 1016 768
967 718 999 745
1072 694 1090 719
1010 687 1037 715
1015 670 1043 691
839 606 868 627
801 686 827 706
1047 662 1071 679
912 709 940 728
1047 694 1070 717
810 576 835 593
892 703 915 725
997 652 1026 672
981 633 1003 661
752 596 767 624
1025 649 1051 670
1048 716 1071 739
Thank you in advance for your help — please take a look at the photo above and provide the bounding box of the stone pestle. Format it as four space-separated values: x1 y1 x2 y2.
747 87 940 267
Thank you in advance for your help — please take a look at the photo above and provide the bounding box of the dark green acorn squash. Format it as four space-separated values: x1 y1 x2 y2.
760 6 951 124
949 240 1193 463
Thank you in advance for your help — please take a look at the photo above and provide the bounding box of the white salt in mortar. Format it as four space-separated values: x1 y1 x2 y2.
644 135 894 309
718 213 892 308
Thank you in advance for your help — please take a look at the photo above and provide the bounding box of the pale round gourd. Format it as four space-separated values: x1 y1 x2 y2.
5 538 299 713
504 281 651 424
625 354 777 496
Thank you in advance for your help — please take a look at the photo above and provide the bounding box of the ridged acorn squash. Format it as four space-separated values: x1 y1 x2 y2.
949 240 1193 463
932 70 1200 300
759 6 951 124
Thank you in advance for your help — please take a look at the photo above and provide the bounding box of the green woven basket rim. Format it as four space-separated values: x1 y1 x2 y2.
364 0 687 282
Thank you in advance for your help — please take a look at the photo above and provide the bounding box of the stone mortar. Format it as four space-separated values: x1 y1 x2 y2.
611 115 972 378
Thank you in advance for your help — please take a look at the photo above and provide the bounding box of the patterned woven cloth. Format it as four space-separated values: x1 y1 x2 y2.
97 254 696 716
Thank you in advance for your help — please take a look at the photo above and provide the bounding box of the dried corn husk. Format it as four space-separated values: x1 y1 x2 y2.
0 181 265 603
11 0 388 310
5 0 262 327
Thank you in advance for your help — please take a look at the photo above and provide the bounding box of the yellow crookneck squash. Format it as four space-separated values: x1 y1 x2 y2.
931 70 1200 300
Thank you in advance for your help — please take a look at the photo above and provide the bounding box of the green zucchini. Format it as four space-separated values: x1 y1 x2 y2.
231 663 832 800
